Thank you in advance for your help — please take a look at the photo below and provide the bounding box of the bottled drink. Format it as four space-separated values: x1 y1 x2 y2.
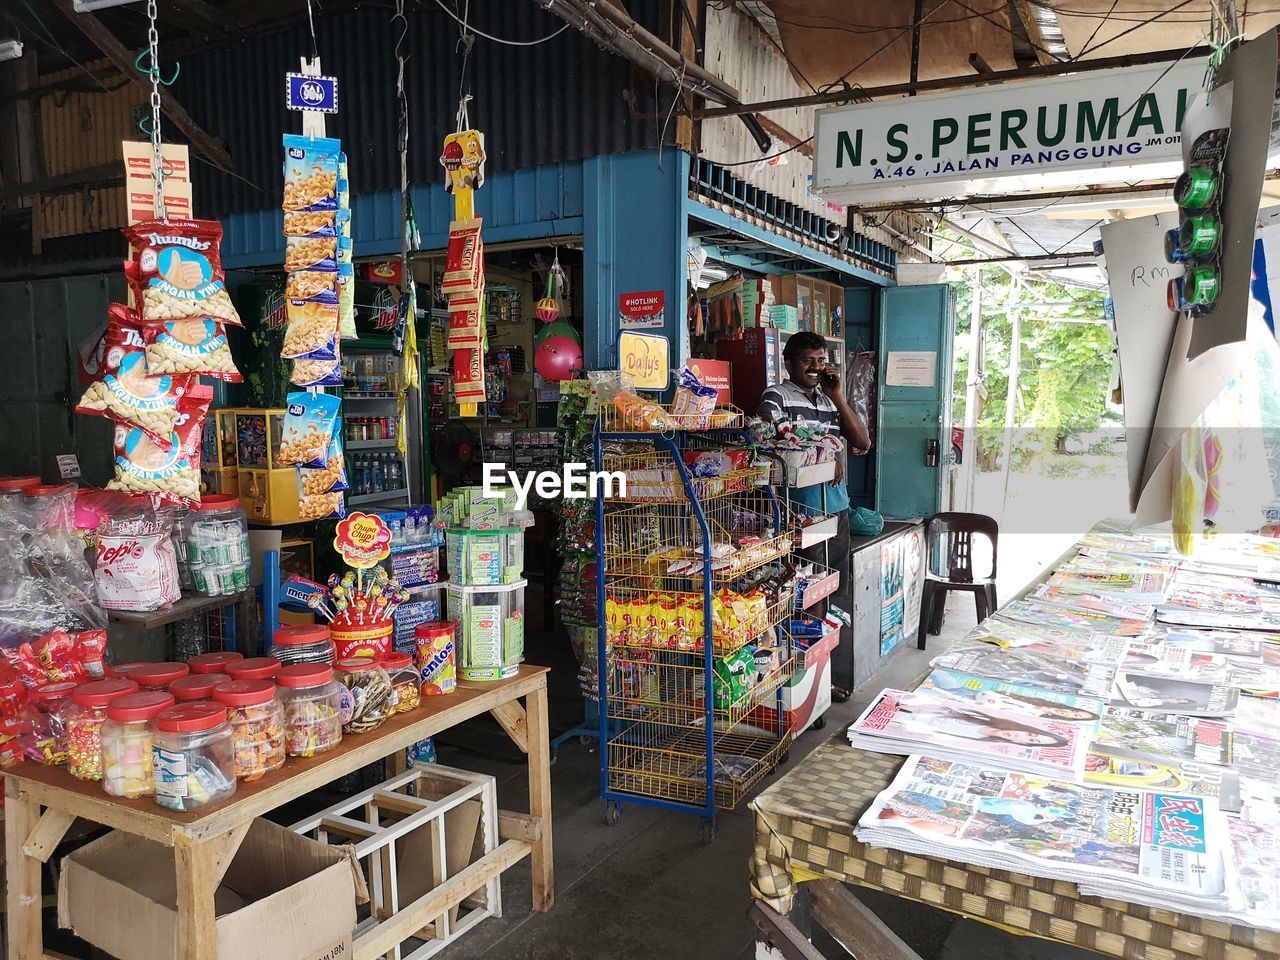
387 456 402 490
372 455 385 494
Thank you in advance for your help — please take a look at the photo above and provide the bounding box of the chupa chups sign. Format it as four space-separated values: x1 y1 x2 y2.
333 512 392 568
813 59 1208 204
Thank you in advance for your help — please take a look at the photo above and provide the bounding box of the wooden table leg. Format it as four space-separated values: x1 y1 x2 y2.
5 778 44 960
175 833 220 960
525 683 554 912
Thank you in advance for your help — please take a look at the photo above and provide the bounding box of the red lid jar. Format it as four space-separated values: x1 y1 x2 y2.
212 680 276 708
276 663 334 688
169 674 228 702
130 662 191 690
224 657 281 682
73 678 139 708
187 652 245 675
155 702 227 734
105 691 175 723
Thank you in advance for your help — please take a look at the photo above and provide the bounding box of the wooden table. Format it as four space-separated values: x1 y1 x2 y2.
5 666 554 960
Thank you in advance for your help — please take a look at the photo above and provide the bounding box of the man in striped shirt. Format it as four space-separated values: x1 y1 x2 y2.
758 331 870 702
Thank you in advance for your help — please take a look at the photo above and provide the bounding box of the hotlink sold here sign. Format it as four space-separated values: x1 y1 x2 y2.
812 59 1208 204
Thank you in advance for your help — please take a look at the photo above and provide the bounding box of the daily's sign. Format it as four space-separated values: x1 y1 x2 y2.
813 60 1207 204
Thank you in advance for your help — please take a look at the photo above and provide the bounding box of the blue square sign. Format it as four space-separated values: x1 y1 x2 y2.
286 73 338 113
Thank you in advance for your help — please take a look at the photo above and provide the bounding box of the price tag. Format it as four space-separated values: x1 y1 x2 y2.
56 454 81 479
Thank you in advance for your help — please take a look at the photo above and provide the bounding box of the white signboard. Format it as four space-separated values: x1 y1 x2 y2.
885 351 936 387
813 59 1207 204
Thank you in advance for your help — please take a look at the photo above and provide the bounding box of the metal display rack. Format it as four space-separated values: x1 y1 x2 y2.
594 405 796 840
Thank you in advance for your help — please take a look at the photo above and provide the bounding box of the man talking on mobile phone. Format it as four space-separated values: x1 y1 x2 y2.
758 331 870 703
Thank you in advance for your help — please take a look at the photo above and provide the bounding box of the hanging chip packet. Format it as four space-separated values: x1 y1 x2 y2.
143 318 241 381
298 433 348 521
106 384 212 505
123 219 241 326
76 305 190 448
278 391 341 468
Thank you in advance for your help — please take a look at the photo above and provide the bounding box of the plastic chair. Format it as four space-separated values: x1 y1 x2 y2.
917 512 998 648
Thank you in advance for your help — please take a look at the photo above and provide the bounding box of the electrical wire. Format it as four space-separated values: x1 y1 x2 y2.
1076 0 1120 55
16 0 115 95
1072 0 1205 59
432 0 569 46
697 136 814 167
820 1 953 93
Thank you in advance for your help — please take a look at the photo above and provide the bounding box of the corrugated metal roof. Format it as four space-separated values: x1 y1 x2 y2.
173 1 664 217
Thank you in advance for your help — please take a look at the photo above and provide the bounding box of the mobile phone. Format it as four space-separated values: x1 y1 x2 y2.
820 368 839 389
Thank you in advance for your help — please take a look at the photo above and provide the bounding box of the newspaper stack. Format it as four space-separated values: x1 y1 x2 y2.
857 756 1239 918
846 689 1090 781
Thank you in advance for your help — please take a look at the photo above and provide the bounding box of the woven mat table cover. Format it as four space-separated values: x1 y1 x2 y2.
748 740 1280 960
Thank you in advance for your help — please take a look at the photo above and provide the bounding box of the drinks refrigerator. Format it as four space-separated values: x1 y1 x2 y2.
341 344 426 509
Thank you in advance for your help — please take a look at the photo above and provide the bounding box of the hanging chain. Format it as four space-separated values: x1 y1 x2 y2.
146 0 167 220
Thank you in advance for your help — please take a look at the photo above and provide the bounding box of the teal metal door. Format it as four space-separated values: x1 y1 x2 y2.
875 284 954 519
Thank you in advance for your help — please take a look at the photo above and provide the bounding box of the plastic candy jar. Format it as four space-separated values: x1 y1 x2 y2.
169 674 228 703
66 678 139 780
187 651 245 675
183 495 251 597
269 625 336 666
276 663 343 757
30 681 79 764
224 656 281 682
212 680 285 781
334 657 392 734
101 691 175 798
381 653 420 715
130 662 190 691
152 703 236 811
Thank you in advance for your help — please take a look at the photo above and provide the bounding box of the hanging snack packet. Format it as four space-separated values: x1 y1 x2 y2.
282 209 338 238
285 234 339 273
299 435 348 497
286 270 339 303
278 391 341 468
298 491 345 522
123 219 241 326
106 385 211 504
283 299 339 360
671 366 718 430
77 306 189 447
282 134 340 212
143 318 241 381
338 261 357 339
291 358 344 388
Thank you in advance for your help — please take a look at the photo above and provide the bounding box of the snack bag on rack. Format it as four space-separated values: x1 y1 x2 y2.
284 233 339 273
291 357 344 388
282 208 338 239
298 491 345 522
671 366 717 430
77 305 190 447
143 318 241 381
123 219 241 326
283 134 340 212
283 299 339 360
612 392 674 432
278 391 341 468
106 385 211 504
286 270 339 303
298 433 348 497
338 260 357 339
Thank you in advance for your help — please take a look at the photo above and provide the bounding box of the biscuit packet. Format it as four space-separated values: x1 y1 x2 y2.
285 270 339 303
298 491 346 522
106 384 211 505
298 434 348 497
278 391 341 468
122 219 242 327
143 317 242 382
282 134 340 212
282 209 338 239
76 305 190 448
291 357 344 388
283 299 339 360
285 234 339 273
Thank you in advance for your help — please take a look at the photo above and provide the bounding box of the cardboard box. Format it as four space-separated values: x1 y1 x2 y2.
58 818 365 960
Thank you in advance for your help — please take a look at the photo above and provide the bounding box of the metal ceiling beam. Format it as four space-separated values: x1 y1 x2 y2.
944 251 1097 266
695 45 1212 119
48 0 234 170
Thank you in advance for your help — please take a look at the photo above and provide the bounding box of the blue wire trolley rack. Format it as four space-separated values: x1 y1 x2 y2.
595 404 796 841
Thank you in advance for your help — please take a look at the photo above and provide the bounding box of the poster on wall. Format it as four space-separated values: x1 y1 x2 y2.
880 537 907 656
902 527 925 641
619 291 666 330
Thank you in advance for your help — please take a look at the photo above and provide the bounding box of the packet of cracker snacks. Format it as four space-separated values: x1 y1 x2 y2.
76 305 190 448
143 318 241 381
122 219 241 327
291 357 344 388
106 385 211 505
282 134 340 212
285 270 339 304
278 391 341 468
298 433 348 498
283 299 339 360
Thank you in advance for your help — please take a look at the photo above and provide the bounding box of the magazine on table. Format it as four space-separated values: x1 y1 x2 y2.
1078 530 1177 558
993 598 1149 637
959 630 1129 667
935 645 1118 699
1145 628 1268 663
1031 587 1157 623
1084 743 1241 811
1235 695 1280 736
1042 568 1171 603
1095 707 1235 767
918 667 1105 730
1064 549 1178 583
856 756 1238 913
846 689 1090 781
1228 727 1280 784
970 618 1093 649
1108 671 1240 717
1120 640 1239 683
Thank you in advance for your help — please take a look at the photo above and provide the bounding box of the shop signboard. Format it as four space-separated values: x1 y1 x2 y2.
687 358 731 403
813 59 1207 204
619 290 666 330
286 73 339 113
618 331 669 391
